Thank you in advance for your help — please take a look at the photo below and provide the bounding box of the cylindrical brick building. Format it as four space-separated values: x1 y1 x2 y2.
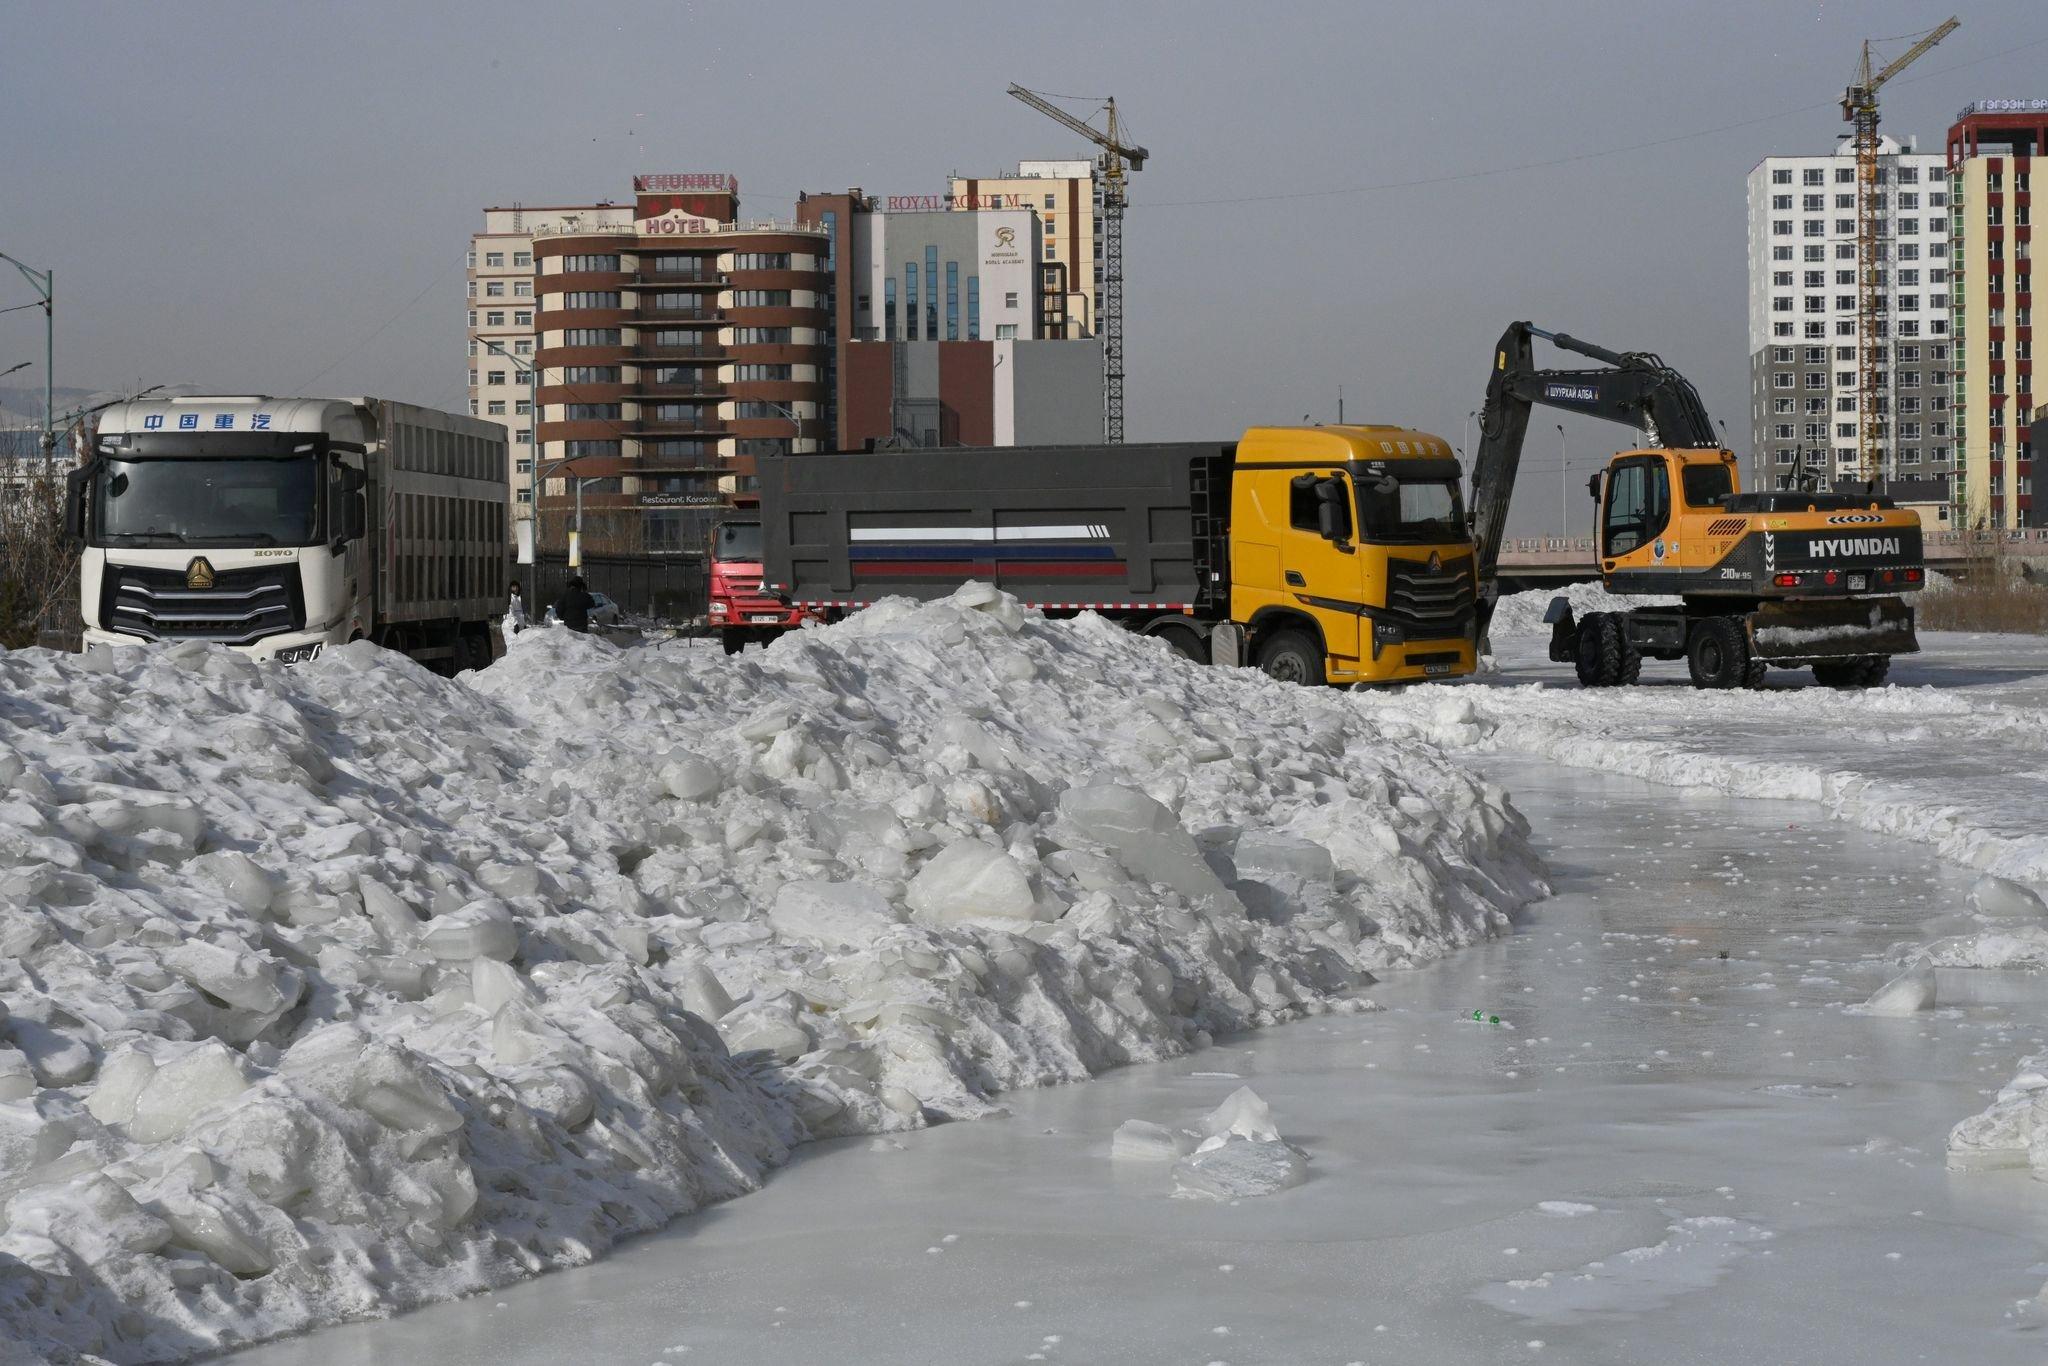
529 175 830 554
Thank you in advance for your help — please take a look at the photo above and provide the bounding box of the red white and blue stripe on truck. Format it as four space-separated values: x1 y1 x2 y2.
846 524 1122 578
784 523 1191 613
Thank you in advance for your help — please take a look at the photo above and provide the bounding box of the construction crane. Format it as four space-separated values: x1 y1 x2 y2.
1007 84 1149 443
1842 16 1959 486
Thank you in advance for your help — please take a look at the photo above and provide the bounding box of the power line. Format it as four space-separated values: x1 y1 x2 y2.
295 252 467 393
1136 33 2048 211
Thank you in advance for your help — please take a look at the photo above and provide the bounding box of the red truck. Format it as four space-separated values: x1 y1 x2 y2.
709 519 811 654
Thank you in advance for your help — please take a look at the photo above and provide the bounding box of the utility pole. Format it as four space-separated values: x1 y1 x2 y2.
0 253 53 455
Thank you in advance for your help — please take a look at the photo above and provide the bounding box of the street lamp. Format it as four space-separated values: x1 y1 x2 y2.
0 252 53 455
1557 423 1567 541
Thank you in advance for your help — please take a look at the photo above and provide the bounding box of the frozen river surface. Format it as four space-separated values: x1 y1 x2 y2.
240 754 2048 1366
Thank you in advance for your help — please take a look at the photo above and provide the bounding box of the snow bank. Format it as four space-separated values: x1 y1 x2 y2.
1485 583 1676 641
0 586 1540 1360
1361 643 2048 892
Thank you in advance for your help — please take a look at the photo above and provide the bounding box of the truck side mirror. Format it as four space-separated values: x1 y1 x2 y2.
342 465 367 493
1586 471 1603 502
64 467 89 544
1314 478 1352 543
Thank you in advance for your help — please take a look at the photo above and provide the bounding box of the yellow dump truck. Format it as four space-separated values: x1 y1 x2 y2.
756 424 1478 686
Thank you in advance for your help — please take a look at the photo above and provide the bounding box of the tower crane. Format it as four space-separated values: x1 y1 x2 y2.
1842 17 1959 485
1007 84 1149 443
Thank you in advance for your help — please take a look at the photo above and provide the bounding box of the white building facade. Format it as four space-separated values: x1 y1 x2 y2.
1745 136 1955 495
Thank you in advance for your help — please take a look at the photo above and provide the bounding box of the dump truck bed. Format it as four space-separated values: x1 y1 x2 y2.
756 444 1230 613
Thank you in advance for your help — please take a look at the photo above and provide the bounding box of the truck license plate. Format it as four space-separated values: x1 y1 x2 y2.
1847 574 1867 591
1424 662 1453 677
750 614 782 624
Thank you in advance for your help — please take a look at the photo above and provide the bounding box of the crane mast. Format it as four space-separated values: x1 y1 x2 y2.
1842 17 1959 486
1006 85 1149 443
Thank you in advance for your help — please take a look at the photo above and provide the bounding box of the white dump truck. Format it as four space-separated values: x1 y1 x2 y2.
70 395 508 671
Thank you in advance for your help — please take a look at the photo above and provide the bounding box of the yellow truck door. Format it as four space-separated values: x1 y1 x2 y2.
1277 470 1364 662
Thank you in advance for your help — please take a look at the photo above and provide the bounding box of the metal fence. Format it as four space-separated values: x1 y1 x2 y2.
516 552 709 624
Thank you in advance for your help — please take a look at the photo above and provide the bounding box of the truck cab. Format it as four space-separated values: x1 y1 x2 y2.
1227 425 1476 686
709 518 811 653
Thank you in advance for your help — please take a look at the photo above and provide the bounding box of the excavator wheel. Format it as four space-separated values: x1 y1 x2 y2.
1573 612 1636 688
1812 655 1890 689
1572 612 1613 686
1743 658 1769 690
1686 617 1752 690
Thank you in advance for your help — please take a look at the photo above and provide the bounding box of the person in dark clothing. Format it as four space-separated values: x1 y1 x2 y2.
554 576 595 633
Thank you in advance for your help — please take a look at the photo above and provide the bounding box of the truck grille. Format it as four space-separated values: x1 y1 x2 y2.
103 565 304 645
1386 553 1475 631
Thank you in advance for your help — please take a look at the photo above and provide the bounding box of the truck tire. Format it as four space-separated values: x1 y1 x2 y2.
1573 612 1622 687
1744 658 1768 690
1256 630 1326 687
1686 617 1751 690
1812 655 1889 688
1151 623 1206 663
721 630 746 657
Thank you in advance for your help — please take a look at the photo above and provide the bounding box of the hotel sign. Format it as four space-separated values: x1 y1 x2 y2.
638 207 721 236
635 173 738 194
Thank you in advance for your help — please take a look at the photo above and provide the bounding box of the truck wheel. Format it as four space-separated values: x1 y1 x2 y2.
1743 658 1768 690
1686 617 1751 690
721 630 746 657
1615 620 1643 684
1813 655 1889 688
1573 612 1620 687
1256 630 1326 687
1151 624 1206 663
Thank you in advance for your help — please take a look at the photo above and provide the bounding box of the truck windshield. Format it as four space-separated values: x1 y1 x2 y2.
95 456 320 547
713 521 763 562
1357 476 1466 545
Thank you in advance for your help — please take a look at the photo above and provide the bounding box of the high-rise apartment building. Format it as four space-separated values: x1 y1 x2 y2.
470 175 830 553
1946 100 2047 529
1746 136 1955 495
947 160 1101 338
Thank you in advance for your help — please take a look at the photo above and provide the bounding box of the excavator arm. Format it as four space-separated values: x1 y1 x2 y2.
1469 321 1720 641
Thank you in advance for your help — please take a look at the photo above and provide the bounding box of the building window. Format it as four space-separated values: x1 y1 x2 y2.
885 277 898 340
516 430 531 446
1772 168 1792 185
486 281 505 297
514 281 532 297
1044 241 1057 259
996 323 1018 340
904 264 919 340
513 339 532 356
485 251 506 268
515 399 532 415
1773 373 1795 389
1773 246 1793 261
487 400 507 416
516 458 533 474
730 327 794 344
1772 220 1792 236
563 328 622 346
967 275 980 340
565 440 621 458
561 365 622 383
730 290 791 308
561 254 621 273
1836 167 1854 184
946 260 960 341
467 281 477 299
514 310 532 326
730 253 792 271
1774 194 1794 210
566 403 622 420
486 311 505 326
487 370 506 386
731 364 793 381
925 246 939 339
513 251 531 268
1804 168 1825 186
562 292 621 309
517 489 533 504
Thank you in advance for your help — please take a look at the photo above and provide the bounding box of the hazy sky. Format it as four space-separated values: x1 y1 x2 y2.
4 0 2042 534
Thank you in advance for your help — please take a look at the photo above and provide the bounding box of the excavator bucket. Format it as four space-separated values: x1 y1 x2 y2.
1748 596 1918 661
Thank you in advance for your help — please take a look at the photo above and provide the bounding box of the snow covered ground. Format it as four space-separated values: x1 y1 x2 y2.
0 587 1540 1362
1373 596 2048 1188
234 759 2048 1366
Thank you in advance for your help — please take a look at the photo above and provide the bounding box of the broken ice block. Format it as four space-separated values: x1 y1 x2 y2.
1171 1138 1308 1200
1198 1086 1282 1144
1862 959 1936 1016
422 902 519 962
906 840 1041 924
1111 1118 1193 1162
768 880 902 949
